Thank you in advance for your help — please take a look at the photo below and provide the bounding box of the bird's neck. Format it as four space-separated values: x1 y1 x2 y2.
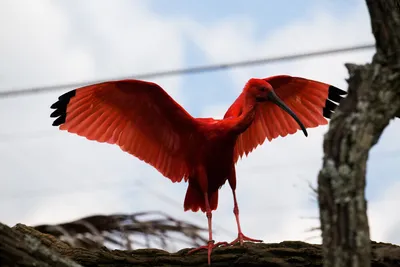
231 95 257 134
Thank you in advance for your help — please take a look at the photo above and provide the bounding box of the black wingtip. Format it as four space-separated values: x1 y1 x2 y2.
323 85 347 119
50 89 76 126
327 86 347 103
329 85 347 95
52 114 67 126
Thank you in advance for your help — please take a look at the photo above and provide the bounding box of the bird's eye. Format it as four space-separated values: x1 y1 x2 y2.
259 87 266 92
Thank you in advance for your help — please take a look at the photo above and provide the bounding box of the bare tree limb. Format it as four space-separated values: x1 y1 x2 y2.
317 1 400 267
31 212 208 251
1 222 400 267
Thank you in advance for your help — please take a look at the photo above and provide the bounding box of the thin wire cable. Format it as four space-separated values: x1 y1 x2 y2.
0 43 374 98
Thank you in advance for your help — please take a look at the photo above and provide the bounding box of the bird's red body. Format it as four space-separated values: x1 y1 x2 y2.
183 117 238 212
50 75 347 265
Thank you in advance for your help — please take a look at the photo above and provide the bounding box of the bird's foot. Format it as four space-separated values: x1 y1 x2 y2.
229 232 263 246
188 240 229 265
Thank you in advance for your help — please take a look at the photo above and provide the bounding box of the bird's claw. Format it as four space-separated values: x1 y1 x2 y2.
229 233 263 246
188 240 229 265
188 240 229 254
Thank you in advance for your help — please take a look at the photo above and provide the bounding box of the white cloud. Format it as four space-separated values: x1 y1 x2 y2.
0 0 190 230
180 0 400 245
180 1 374 92
1 0 399 253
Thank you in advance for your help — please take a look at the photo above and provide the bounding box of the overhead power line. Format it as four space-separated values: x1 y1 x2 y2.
0 43 375 99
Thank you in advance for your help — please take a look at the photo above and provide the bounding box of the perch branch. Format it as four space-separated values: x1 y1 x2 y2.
1 222 400 267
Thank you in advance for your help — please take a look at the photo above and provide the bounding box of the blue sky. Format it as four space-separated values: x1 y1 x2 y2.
151 0 360 32
0 0 399 250
148 0 370 116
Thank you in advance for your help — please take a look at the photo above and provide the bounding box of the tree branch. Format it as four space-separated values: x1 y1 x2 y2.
1 222 400 267
317 1 400 267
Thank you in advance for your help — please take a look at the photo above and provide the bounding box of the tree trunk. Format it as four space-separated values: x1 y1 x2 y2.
1 222 400 267
317 1 400 267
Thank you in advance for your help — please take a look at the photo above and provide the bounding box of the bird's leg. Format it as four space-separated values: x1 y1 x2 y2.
226 166 263 246
229 189 263 246
187 192 228 265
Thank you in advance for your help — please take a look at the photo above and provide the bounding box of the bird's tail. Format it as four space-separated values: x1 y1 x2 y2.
184 182 218 213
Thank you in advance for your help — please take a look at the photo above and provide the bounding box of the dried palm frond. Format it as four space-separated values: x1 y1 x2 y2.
32 211 208 251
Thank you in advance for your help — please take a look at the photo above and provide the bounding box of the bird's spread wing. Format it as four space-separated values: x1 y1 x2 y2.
50 79 199 183
224 75 347 163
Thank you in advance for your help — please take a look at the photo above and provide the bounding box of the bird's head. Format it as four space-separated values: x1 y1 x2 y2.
246 78 308 137
245 78 274 102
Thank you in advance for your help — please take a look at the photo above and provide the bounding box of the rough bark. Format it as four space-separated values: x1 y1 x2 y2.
1 222 400 267
317 1 400 267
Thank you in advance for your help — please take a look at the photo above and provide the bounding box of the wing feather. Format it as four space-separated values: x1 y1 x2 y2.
225 75 347 162
50 79 200 183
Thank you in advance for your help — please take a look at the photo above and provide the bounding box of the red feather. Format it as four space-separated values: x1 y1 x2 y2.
50 75 347 265
51 79 200 183
224 75 343 162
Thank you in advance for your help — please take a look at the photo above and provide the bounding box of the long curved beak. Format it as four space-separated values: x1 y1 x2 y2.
267 91 308 137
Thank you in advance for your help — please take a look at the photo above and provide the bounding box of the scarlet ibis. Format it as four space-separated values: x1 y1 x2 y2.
50 75 346 265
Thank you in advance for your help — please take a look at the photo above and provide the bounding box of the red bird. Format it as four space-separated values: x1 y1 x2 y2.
50 75 346 265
